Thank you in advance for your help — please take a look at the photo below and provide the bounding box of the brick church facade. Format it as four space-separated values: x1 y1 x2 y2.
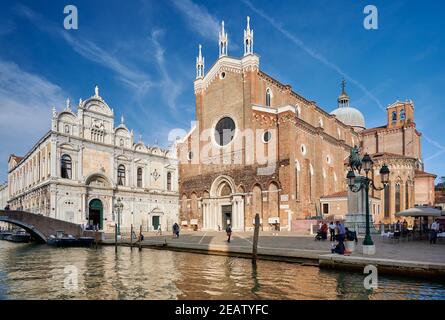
177 18 436 231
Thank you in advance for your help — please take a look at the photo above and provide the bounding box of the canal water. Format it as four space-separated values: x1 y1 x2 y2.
0 241 444 300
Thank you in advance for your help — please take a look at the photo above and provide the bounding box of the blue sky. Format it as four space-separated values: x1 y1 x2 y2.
0 0 444 183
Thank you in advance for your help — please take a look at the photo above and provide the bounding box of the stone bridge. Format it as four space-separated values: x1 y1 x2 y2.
0 210 101 243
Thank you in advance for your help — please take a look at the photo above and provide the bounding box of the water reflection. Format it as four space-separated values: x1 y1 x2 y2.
0 241 444 300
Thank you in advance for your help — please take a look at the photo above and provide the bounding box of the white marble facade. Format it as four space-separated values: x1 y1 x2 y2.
7 87 179 232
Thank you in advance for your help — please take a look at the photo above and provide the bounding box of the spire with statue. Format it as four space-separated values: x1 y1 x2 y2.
219 21 228 57
244 16 254 56
196 44 205 79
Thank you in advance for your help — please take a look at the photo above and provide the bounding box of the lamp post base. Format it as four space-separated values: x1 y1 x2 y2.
362 244 376 255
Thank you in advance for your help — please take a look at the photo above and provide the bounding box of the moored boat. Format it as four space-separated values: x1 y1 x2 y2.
5 230 31 243
0 231 12 240
47 231 95 248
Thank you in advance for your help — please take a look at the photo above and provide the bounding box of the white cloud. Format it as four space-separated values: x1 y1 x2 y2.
151 29 183 112
15 3 153 96
171 0 220 41
0 60 66 181
61 32 153 95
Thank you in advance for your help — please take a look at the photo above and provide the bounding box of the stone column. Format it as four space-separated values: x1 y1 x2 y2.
204 203 209 229
232 199 238 230
50 189 57 219
78 146 83 180
81 193 87 221
50 138 57 178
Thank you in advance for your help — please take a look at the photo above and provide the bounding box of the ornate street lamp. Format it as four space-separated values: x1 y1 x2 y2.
114 197 123 236
347 147 390 255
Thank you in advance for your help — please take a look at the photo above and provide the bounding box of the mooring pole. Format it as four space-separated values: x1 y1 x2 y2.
130 224 134 250
252 214 260 265
139 225 142 251
114 223 118 253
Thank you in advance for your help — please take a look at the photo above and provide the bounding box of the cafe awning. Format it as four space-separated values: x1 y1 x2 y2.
395 207 443 218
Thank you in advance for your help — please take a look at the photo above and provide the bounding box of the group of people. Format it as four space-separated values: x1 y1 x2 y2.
316 221 358 255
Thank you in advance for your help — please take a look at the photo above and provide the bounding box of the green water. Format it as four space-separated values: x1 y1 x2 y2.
0 241 443 300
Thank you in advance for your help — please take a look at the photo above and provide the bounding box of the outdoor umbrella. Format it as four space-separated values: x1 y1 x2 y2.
395 207 443 218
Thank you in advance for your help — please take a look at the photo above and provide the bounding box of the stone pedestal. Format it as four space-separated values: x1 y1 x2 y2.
363 244 376 255
344 176 379 235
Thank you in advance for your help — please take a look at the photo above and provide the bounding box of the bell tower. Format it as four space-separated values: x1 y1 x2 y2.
386 100 414 129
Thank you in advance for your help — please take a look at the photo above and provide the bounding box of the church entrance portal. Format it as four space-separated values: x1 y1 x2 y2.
88 199 103 230
222 205 232 229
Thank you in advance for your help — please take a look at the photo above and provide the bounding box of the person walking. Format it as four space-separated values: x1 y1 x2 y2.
156 224 162 236
226 224 232 243
430 219 440 244
336 221 346 249
329 221 336 242
172 223 178 238
175 223 180 238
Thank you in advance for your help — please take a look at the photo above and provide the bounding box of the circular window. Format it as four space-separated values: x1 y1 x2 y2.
263 131 272 143
220 72 226 79
326 155 331 164
300 144 307 155
187 151 193 160
214 117 236 146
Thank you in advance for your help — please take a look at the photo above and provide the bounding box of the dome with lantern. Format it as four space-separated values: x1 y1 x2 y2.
330 80 365 131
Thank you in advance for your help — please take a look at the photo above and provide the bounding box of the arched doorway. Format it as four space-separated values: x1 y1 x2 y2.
88 199 103 230
219 182 232 229
150 208 164 231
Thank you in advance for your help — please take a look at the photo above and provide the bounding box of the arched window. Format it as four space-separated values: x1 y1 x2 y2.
167 172 172 191
137 168 143 188
266 88 271 107
64 124 70 134
395 183 401 213
119 138 124 147
61 154 72 179
405 181 410 209
392 111 397 123
214 117 236 146
117 165 126 186
295 160 300 200
400 109 406 121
